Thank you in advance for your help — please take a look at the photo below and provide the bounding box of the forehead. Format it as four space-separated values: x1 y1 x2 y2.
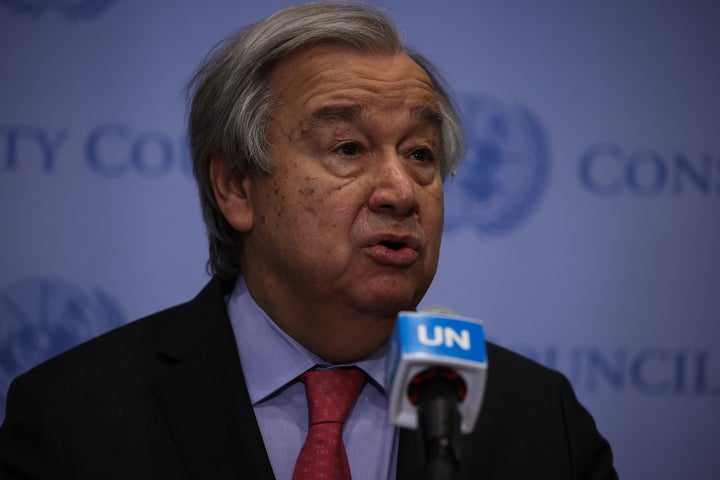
269 44 440 117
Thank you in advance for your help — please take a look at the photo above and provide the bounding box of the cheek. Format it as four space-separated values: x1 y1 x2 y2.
265 177 291 224
424 183 445 224
297 176 323 219
299 177 362 227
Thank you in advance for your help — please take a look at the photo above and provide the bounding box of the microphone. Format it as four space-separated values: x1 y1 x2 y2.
386 309 488 479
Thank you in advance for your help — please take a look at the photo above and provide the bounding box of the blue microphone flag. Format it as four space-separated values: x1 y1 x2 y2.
387 311 488 433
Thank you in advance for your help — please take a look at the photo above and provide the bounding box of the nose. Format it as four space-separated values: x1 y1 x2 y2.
368 153 418 217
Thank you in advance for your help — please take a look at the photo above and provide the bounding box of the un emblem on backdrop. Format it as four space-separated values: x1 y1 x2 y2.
0 0 116 21
0 277 125 416
444 94 551 234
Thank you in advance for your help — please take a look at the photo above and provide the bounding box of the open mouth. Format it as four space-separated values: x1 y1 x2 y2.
380 240 406 251
367 236 420 266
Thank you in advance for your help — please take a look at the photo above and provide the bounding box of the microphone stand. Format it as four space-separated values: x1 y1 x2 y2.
417 375 462 480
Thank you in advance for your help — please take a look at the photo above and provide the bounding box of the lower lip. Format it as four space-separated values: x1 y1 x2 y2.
365 245 420 266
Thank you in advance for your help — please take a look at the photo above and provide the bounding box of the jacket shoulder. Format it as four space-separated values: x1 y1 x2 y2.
485 341 568 387
13 276 232 391
475 342 617 479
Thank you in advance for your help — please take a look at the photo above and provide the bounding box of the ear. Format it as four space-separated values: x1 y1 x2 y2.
209 154 254 232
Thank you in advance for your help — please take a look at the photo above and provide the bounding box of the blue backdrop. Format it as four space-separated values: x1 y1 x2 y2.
1 1 719 478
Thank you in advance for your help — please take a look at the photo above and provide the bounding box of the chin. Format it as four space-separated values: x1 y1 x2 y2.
354 284 426 318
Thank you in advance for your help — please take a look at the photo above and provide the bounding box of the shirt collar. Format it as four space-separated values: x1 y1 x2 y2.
226 276 389 405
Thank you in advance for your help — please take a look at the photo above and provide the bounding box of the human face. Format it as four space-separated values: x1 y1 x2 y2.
240 45 444 352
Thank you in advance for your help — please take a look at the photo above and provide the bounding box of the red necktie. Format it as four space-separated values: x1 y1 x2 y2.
292 367 367 480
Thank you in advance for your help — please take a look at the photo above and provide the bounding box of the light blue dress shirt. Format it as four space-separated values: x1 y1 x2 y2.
226 277 398 480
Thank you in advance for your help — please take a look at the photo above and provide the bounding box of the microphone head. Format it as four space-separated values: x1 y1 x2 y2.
386 310 488 433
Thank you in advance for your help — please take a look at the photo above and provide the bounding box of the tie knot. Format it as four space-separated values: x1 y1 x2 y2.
301 367 367 425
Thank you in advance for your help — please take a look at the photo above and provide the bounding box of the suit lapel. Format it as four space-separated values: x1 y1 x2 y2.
151 278 275 480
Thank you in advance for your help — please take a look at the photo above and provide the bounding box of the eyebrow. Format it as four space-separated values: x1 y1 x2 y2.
304 103 444 132
410 104 444 128
306 105 362 130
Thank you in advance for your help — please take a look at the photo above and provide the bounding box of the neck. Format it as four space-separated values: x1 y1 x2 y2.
286 314 395 363
244 279 398 363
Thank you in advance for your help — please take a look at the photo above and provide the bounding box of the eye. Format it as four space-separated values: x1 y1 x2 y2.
410 148 434 163
337 142 360 156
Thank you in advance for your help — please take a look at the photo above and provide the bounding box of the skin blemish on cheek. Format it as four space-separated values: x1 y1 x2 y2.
300 175 319 197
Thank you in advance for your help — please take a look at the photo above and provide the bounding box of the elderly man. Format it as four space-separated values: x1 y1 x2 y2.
0 3 617 479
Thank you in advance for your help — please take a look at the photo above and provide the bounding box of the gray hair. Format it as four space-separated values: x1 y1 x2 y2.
187 2 465 281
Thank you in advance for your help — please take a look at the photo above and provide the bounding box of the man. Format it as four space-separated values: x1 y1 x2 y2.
0 3 617 479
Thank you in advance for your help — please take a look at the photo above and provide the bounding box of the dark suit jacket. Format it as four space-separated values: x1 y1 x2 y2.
0 277 617 479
